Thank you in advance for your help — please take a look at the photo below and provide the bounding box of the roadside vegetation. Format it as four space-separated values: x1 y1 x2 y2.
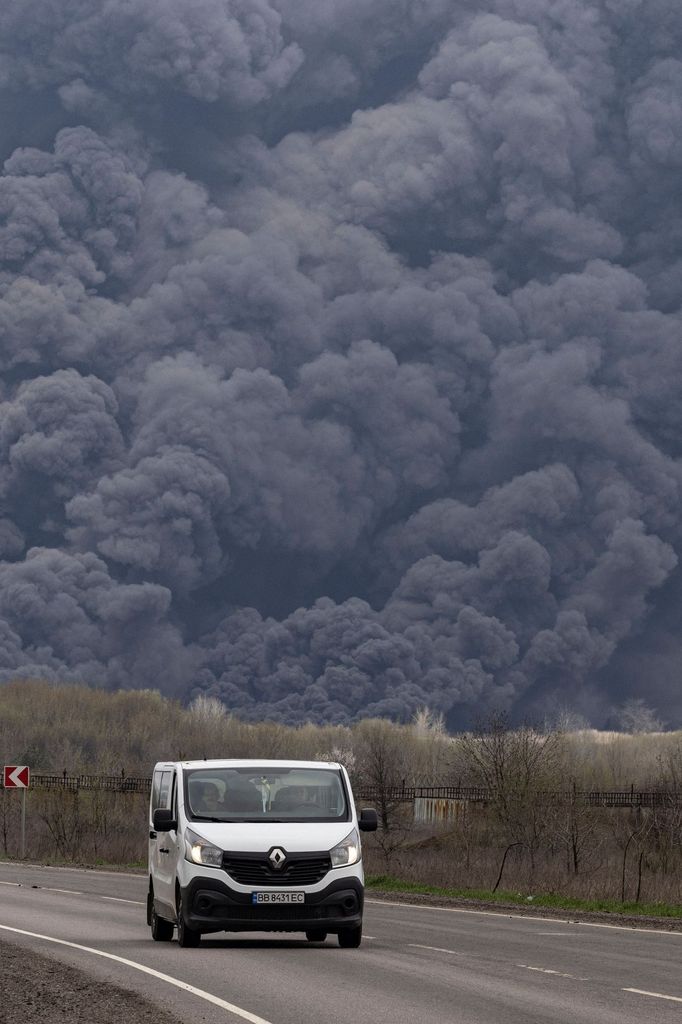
365 876 682 919
1 681 681 913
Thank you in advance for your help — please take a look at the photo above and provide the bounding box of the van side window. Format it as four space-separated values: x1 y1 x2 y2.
155 770 172 811
151 771 163 811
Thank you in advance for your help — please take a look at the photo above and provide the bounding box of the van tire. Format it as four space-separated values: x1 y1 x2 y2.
338 925 362 948
150 905 174 942
305 929 327 942
177 892 201 948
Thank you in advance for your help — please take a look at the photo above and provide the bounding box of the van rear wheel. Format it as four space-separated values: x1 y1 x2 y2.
338 925 362 948
150 905 174 942
177 893 201 948
305 929 327 942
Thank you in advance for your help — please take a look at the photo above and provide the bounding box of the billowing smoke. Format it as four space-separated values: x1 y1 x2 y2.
1 0 681 726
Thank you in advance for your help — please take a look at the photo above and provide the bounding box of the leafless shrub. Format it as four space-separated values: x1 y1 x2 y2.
455 714 564 883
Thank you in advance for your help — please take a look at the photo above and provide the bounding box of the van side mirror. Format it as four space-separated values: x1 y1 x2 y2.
358 808 378 832
153 808 177 832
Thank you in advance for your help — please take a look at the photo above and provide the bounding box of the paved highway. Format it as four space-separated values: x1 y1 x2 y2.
1 862 681 1024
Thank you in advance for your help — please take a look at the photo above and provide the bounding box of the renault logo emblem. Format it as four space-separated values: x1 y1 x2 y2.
269 847 286 869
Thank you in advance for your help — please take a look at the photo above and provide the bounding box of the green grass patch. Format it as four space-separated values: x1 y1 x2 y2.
366 875 682 918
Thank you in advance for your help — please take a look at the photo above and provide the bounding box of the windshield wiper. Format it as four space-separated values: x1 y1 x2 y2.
224 817 288 823
190 816 287 823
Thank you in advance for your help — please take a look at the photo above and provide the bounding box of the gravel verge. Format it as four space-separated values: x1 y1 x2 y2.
0 940 182 1024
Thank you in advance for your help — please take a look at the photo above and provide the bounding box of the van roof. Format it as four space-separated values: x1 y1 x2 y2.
152 758 342 771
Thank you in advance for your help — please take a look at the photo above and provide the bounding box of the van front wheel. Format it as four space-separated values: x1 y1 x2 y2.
177 893 201 948
305 929 327 942
338 925 362 948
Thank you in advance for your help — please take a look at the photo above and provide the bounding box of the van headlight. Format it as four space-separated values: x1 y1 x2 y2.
330 828 361 868
184 827 223 868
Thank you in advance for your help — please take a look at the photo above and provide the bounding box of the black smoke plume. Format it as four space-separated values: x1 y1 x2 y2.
1 0 681 726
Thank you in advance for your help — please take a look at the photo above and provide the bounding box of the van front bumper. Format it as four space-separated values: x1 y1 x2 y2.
183 875 363 934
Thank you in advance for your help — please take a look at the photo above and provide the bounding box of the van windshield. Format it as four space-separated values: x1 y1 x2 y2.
183 767 350 823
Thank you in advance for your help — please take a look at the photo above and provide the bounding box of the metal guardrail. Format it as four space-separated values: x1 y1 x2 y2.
361 785 491 802
356 785 682 808
0 773 152 794
1 774 680 808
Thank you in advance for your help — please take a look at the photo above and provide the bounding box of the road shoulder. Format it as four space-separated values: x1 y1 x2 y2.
366 888 682 931
0 938 182 1024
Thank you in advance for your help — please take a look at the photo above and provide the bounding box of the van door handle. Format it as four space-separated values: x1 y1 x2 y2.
149 831 157 839
159 848 170 854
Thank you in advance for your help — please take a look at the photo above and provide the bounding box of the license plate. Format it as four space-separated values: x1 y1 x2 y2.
252 891 305 904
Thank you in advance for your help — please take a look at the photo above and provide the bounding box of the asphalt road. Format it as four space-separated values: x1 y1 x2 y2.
1 862 681 1024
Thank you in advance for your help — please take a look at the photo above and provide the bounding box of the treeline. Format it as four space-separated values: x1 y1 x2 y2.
2 681 682 904
2 680 681 789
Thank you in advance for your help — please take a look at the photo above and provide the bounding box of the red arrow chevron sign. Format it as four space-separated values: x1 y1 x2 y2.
3 765 30 788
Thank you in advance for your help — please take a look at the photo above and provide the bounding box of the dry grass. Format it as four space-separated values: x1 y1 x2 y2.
362 803 682 905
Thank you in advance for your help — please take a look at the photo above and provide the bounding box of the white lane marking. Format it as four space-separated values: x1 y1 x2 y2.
0 862 144 879
1 880 142 905
366 898 682 936
517 964 589 981
624 988 682 1004
409 943 465 956
0 924 274 1024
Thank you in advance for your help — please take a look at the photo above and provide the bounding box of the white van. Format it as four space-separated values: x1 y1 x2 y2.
147 759 377 948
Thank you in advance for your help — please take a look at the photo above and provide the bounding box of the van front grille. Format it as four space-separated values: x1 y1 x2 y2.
222 851 331 887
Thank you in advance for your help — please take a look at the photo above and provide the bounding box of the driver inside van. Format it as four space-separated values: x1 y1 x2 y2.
195 781 221 813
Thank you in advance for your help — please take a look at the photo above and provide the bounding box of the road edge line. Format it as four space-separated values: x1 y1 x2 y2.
365 898 682 936
0 924 273 1024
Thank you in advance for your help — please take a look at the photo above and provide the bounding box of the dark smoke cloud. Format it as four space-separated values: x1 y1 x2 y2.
0 0 303 107
1 0 682 726
0 548 192 694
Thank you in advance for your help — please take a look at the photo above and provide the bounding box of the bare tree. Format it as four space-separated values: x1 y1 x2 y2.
619 810 655 903
37 791 83 861
354 719 413 870
550 786 601 876
616 699 664 734
457 714 564 883
410 707 452 783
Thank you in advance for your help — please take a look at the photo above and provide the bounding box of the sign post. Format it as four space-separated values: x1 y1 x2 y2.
3 766 30 858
